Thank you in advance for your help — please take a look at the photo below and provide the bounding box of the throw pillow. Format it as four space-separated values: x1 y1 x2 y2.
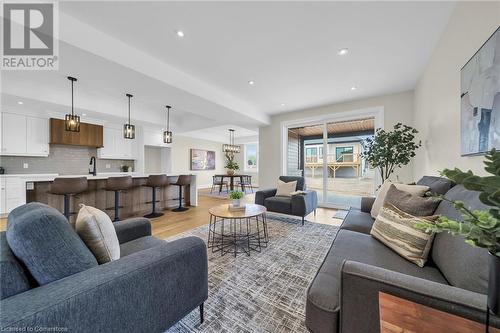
276 179 297 197
384 184 441 216
371 180 429 218
370 203 438 267
76 205 120 264
6 202 98 286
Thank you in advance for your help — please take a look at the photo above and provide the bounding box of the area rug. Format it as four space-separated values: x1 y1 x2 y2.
333 209 349 220
165 214 338 333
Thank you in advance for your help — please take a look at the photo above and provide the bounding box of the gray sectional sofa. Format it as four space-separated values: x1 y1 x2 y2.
305 176 500 332
0 203 208 332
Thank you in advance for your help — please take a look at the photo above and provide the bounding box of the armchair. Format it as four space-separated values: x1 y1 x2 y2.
0 204 208 333
255 176 318 225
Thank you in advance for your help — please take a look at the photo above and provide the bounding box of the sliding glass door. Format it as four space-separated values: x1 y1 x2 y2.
286 118 375 209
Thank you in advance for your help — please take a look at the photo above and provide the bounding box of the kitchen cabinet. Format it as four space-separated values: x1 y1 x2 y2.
1 113 49 156
27 116 49 155
98 127 136 160
0 177 25 215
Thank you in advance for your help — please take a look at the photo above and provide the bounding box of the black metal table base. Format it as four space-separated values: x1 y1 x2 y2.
207 214 268 257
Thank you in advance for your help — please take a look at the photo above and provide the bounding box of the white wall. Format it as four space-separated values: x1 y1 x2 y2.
170 135 226 187
414 1 500 179
259 91 415 189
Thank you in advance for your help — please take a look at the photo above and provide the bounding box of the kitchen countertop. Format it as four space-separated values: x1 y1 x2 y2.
0 173 194 182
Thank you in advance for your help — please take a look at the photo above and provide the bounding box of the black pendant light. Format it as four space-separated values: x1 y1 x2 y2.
223 129 240 153
65 76 80 132
123 93 135 139
163 105 173 143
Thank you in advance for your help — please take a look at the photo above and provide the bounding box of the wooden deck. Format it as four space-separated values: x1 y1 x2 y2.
305 160 361 178
306 176 374 197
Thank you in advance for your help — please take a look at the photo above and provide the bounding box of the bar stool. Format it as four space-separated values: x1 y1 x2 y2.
49 177 88 220
143 174 169 218
172 175 191 212
105 176 133 222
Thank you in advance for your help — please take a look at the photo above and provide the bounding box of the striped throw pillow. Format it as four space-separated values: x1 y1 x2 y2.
370 203 438 267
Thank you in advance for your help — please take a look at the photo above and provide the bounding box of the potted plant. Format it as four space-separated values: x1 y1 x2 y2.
229 190 244 207
416 149 500 316
362 123 422 186
225 152 240 176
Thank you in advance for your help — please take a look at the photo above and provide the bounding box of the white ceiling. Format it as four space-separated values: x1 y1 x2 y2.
1 1 455 138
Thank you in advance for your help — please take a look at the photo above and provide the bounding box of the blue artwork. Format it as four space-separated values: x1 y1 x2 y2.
461 27 500 156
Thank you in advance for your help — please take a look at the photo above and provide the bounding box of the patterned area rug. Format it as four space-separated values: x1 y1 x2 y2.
166 214 338 333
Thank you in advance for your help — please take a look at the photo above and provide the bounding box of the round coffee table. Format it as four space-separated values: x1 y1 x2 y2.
208 203 268 257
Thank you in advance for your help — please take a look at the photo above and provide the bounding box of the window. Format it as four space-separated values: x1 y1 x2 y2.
245 143 258 171
335 146 354 162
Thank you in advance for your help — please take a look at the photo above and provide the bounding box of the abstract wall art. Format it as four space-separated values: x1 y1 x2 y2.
190 149 216 170
461 27 500 156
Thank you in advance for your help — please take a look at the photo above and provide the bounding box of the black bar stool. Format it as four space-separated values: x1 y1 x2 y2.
143 174 168 218
105 176 133 222
49 177 88 220
172 175 191 212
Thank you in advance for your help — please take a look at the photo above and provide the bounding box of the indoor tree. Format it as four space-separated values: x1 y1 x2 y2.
361 122 421 183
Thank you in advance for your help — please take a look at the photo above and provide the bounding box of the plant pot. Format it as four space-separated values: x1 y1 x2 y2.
227 169 235 176
232 199 241 207
488 252 500 315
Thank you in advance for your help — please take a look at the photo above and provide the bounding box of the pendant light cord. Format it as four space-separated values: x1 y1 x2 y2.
128 95 131 124
166 106 171 132
71 79 74 117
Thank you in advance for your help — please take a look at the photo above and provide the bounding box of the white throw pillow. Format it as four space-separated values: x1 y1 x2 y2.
276 180 297 197
75 204 120 264
370 180 429 218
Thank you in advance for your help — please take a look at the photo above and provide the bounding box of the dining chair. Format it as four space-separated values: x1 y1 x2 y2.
211 175 229 194
239 175 253 193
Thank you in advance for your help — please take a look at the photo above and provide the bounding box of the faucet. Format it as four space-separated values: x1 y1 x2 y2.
89 156 96 176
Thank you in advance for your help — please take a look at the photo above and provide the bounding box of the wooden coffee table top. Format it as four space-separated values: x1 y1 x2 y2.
209 203 266 219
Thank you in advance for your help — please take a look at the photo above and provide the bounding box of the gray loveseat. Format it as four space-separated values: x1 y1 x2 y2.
0 203 208 332
305 176 500 332
255 176 318 225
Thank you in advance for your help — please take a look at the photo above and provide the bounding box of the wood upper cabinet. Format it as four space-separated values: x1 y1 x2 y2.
49 118 103 147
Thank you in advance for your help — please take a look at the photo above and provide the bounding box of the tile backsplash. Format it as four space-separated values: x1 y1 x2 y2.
0 145 134 175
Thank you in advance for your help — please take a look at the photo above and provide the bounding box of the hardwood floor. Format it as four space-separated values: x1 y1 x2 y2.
0 192 343 239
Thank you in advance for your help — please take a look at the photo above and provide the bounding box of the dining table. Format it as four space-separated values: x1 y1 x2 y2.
215 174 251 192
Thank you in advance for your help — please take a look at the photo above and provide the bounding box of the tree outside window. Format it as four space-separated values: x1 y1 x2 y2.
245 143 258 171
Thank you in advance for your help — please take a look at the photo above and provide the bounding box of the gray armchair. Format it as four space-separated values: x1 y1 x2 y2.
255 176 318 225
1 203 208 333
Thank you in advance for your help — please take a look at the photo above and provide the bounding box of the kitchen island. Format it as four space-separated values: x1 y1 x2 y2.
1 173 197 221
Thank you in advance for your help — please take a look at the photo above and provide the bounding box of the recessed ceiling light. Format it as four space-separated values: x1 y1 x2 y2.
82 113 87 116
17 101 23 105
248 80 255 85
175 30 185 38
338 48 349 56
351 86 357 91
280 103 286 107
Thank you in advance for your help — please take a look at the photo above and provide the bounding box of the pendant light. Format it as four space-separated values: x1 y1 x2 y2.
223 129 240 153
123 93 135 139
163 105 173 143
65 76 80 132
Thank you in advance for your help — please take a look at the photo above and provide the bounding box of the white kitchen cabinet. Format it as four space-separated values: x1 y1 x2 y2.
1 113 27 155
98 127 136 160
1 113 49 157
0 178 6 215
0 177 25 215
26 116 49 155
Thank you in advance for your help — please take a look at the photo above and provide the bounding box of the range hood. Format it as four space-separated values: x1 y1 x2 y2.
49 118 103 148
